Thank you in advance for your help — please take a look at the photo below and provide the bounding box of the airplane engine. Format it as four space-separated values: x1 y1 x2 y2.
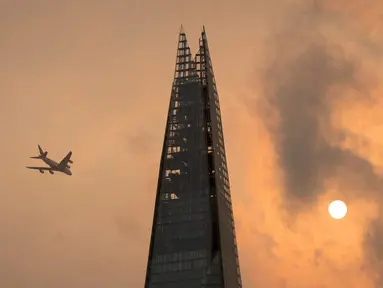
49 170 54 174
68 160 73 164
66 165 71 169
39 170 44 174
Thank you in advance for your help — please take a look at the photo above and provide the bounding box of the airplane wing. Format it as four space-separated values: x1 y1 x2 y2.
26 166 52 170
57 151 72 169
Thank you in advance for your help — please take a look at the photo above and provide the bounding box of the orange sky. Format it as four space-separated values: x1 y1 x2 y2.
1 0 383 287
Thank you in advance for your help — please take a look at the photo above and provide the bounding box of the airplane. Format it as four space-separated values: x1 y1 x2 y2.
26 145 73 176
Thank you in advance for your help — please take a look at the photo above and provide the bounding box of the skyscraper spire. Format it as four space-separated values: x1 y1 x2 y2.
144 26 242 288
174 27 198 84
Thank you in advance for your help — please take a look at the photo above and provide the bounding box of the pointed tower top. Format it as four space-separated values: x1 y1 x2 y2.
176 25 188 47
173 25 198 84
200 25 208 42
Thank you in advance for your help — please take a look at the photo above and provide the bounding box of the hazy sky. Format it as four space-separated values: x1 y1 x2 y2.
1 0 383 287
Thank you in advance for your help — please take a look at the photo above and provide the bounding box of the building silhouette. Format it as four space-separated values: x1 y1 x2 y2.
144 26 242 288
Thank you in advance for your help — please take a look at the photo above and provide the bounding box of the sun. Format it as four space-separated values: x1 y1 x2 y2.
328 200 348 219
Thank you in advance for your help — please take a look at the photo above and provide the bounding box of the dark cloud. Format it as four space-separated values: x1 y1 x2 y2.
2 0 383 286
246 2 383 286
250 1 382 212
265 43 355 206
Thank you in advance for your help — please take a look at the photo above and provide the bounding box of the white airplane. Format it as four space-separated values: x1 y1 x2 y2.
26 145 73 176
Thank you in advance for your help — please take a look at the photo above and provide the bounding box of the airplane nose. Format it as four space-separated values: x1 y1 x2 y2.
68 170 72 175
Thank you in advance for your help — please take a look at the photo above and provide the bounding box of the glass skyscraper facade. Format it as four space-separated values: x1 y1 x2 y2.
144 27 242 288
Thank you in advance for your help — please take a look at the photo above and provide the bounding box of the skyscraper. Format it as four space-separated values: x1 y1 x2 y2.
144 27 242 288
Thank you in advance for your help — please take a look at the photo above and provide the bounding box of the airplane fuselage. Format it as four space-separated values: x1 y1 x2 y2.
43 157 72 175
27 145 73 176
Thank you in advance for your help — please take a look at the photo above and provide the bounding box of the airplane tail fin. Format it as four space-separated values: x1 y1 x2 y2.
31 145 48 159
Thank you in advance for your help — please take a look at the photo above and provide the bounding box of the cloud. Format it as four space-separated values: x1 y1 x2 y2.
1 0 383 287
249 1 382 210
241 0 383 287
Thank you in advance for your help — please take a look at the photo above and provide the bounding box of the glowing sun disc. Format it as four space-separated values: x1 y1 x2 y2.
328 200 347 219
